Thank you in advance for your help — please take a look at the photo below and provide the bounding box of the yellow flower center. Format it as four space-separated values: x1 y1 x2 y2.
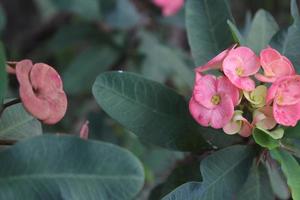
277 95 284 104
211 95 221 105
235 66 244 76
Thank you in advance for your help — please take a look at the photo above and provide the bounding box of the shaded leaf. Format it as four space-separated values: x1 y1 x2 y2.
186 0 234 66
245 9 279 53
0 135 144 199
0 103 42 140
270 0 300 72
163 145 255 199
237 163 274 200
92 71 211 151
105 0 141 29
63 46 119 95
0 42 6 106
271 148 300 200
227 20 245 44
162 182 203 200
265 158 290 199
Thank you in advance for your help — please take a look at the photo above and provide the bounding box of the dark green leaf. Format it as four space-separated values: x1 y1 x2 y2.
253 127 280 150
285 122 300 139
0 135 144 199
237 163 274 200
0 103 42 140
163 145 255 199
92 71 210 151
270 0 300 71
265 158 290 199
198 145 255 199
139 31 194 88
49 0 101 20
162 182 203 200
291 0 300 20
149 156 201 199
63 46 119 95
271 149 300 200
0 6 6 32
0 42 6 106
186 0 234 66
105 0 141 29
227 20 245 44
245 9 279 53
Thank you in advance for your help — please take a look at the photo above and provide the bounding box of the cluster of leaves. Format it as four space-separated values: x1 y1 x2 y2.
0 0 299 199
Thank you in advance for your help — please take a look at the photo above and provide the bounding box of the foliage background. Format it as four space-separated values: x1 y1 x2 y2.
0 0 299 199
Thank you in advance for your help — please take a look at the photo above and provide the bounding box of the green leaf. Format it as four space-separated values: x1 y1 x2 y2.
291 0 300 20
237 163 274 200
186 0 234 66
162 182 203 200
49 0 101 20
0 103 42 140
63 46 119 95
271 149 300 200
149 157 201 199
105 0 141 29
285 122 300 139
163 145 255 199
139 31 194 88
0 6 6 32
253 127 280 150
245 9 279 53
92 71 210 151
0 135 144 199
227 20 245 44
198 145 255 199
0 42 6 106
270 0 300 71
265 158 291 199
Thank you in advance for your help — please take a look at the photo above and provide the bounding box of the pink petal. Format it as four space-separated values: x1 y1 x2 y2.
275 76 300 105
195 45 237 73
189 97 212 127
16 60 50 121
255 73 277 83
193 74 217 109
223 121 241 135
228 46 260 76
217 76 240 106
266 82 279 104
260 47 282 70
273 102 300 126
239 120 252 137
210 94 234 129
223 65 255 91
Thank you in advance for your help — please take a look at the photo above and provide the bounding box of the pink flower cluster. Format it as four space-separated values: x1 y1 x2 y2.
189 46 299 137
152 0 184 17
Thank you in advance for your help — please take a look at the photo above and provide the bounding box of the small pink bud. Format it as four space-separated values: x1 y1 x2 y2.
152 0 184 16
79 120 89 140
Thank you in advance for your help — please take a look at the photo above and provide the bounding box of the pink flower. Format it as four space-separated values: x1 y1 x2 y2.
255 47 295 82
16 60 67 124
189 73 239 129
195 45 236 73
267 75 300 126
223 46 260 91
153 0 184 16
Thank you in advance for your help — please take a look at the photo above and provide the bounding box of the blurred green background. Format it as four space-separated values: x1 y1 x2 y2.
0 0 298 199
